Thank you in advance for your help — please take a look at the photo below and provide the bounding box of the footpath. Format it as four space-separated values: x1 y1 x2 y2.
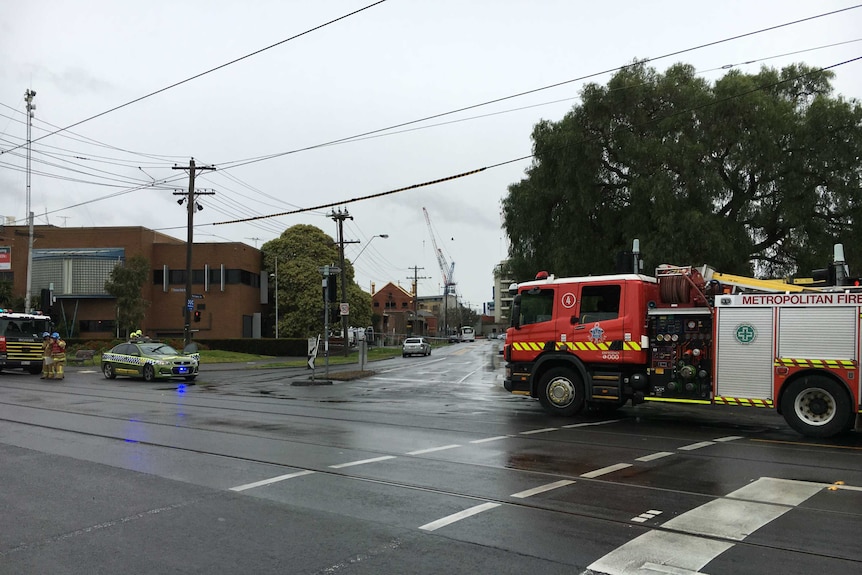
201 355 384 382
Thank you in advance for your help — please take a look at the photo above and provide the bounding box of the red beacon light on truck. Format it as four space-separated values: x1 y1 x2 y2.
535 271 550 280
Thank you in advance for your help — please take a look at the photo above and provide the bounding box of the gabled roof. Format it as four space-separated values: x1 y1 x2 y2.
373 282 413 298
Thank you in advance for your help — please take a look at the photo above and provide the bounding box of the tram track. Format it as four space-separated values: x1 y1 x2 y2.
0 376 858 475
1 375 860 569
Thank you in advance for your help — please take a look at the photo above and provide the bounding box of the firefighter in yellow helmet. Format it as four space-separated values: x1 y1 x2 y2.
49 332 67 380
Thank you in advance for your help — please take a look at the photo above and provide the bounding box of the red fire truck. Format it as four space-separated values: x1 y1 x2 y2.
503 246 861 438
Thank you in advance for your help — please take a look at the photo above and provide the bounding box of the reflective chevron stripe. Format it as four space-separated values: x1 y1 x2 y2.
774 358 856 369
714 396 774 408
511 341 642 352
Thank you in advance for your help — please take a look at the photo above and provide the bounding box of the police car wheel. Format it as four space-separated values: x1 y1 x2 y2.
142 364 156 382
103 363 116 379
537 367 585 416
780 375 851 438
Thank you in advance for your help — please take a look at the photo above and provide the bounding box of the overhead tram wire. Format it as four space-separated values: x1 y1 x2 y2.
5 8 858 224
3 12 856 221
3 35 857 178
213 4 862 172
0 103 185 164
0 135 171 187
211 54 862 228
271 37 862 149
0 1 389 156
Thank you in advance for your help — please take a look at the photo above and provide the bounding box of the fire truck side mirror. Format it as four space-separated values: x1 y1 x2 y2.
570 315 579 325
511 294 521 329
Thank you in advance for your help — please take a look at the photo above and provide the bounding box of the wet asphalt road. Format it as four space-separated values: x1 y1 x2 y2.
0 341 860 574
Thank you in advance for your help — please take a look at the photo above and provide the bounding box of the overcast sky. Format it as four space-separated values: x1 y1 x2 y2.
1 0 860 312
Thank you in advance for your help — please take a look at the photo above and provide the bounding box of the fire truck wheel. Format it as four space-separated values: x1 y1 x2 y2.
780 376 852 438
538 367 585 416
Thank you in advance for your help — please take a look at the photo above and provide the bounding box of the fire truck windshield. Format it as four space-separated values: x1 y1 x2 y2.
519 289 555 326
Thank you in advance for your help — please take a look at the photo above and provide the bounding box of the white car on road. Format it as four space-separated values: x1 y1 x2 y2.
402 337 431 357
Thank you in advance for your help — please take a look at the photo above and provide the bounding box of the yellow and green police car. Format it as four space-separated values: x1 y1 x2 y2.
102 340 199 382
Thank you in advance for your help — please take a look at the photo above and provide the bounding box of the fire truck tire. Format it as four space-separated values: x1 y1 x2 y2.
537 367 585 416
780 376 852 438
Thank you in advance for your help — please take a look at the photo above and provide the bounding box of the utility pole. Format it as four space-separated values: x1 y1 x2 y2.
407 266 430 335
23 89 36 313
328 208 358 356
173 158 215 347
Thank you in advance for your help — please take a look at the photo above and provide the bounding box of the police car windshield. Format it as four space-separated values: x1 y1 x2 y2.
139 343 178 355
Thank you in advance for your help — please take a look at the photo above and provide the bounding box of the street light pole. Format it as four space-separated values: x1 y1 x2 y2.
353 234 389 262
274 258 279 339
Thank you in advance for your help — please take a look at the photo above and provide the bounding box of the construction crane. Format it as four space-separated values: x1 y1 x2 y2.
422 207 455 295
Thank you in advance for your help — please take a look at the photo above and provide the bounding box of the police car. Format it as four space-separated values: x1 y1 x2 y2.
102 339 199 382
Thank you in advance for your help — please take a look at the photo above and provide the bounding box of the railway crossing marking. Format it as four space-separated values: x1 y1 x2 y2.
585 477 826 575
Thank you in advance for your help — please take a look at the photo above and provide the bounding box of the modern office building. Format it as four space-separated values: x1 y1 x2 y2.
0 225 264 339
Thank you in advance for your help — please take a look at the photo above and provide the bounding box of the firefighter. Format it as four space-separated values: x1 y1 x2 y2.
40 332 53 379
49 332 67 380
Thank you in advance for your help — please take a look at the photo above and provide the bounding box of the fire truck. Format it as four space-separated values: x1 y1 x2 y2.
503 244 861 438
0 310 52 375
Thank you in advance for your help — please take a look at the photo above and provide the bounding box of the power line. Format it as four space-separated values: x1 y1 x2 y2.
211 55 862 228
213 4 862 171
0 0 389 155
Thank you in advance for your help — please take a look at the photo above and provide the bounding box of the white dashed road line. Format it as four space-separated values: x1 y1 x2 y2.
562 420 623 428
230 470 315 492
635 452 674 462
630 509 662 523
406 445 461 455
469 436 510 444
677 441 714 451
419 502 501 532
520 427 558 435
581 463 633 478
329 455 397 469
511 480 575 499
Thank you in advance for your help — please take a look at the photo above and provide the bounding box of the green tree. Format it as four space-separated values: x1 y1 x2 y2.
263 224 371 339
502 61 862 281
104 255 150 338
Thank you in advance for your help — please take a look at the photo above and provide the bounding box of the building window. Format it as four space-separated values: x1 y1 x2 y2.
32 248 124 296
158 268 260 287
373 301 380 307
79 319 117 333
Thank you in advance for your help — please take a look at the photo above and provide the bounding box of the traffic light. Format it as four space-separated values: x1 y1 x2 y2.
40 288 52 315
193 310 201 322
323 276 338 303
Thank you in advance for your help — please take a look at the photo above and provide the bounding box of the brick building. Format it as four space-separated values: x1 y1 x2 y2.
0 225 264 339
370 282 428 338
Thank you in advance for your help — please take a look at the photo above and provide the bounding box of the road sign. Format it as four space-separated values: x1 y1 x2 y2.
186 299 194 310
307 336 320 369
319 265 340 275
192 293 204 299
340 303 349 316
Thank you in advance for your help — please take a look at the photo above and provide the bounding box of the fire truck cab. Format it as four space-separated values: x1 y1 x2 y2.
504 262 861 438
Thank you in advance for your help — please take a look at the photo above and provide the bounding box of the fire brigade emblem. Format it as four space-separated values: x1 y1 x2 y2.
735 323 757 345
589 322 606 344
